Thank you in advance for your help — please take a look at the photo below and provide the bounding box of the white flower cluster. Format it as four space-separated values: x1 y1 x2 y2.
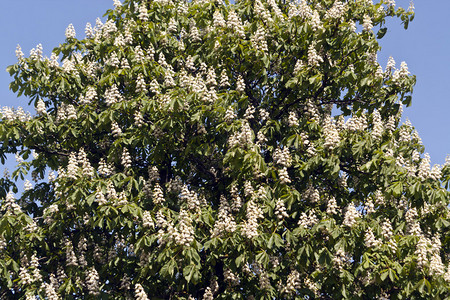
15 44 24 61
405 207 421 236
362 15 373 32
275 199 289 220
134 110 144 127
171 210 194 246
365 227 381 248
141 210 154 228
135 74 147 93
236 74 246 92
273 147 292 167
310 10 323 31
267 0 283 20
61 149 94 180
55 103 77 122
152 184 165 205
111 121 122 137
288 111 299 127
219 69 230 88
138 4 149 22
213 196 237 236
66 241 78 267
230 183 242 211
304 99 320 121
371 110 384 140
259 270 271 289
180 185 201 211
244 105 255 120
86 267 100 295
24 180 33 191
98 158 114 177
105 84 123 105
414 235 426 267
1 106 31 122
79 86 98 105
365 198 375 214
303 185 320 203
417 153 441 181
343 203 360 227
308 43 323 67
65 24 76 39
278 167 291 184
121 148 132 169
288 0 312 19
345 114 367 131
43 203 59 225
250 25 268 52
224 268 240 286
381 219 393 239
1 191 22 214
254 0 273 23
414 235 445 276
298 210 318 229
62 57 79 74
241 200 263 239
35 99 47 115
227 10 245 38
324 1 347 19
283 270 301 296
135 283 149 300
228 121 253 148
42 281 60 300
333 248 350 270
224 107 236 123
30 44 44 61
202 287 214 300
213 10 226 28
0 235 6 250
385 56 396 76
322 117 340 149
326 196 339 214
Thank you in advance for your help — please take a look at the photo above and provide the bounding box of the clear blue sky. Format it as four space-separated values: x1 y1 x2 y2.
0 0 449 165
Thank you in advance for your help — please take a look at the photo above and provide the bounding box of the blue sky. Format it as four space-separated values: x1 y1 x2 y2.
0 0 449 167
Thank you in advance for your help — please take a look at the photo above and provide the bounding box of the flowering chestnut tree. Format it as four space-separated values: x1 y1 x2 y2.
1 0 449 298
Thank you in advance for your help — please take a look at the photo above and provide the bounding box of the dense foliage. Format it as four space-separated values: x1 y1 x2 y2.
1 0 449 298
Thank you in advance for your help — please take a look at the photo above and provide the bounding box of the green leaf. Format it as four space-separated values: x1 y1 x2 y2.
160 259 176 279
377 28 388 39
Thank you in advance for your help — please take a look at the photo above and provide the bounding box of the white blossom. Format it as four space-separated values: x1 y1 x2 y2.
343 203 360 227
362 15 373 32
122 148 132 169
236 75 245 92
241 200 263 239
278 167 291 184
213 10 226 28
85 267 100 295
36 99 47 115
111 121 122 137
326 197 339 215
275 199 289 219
308 43 323 67
135 283 149 300
227 10 245 38
365 228 381 248
138 4 149 22
65 24 76 39
323 117 340 149
153 184 165 205
273 147 292 167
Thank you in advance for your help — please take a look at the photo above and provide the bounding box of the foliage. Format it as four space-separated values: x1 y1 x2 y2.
0 0 449 299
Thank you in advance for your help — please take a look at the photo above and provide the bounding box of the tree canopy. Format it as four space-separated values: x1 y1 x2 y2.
1 0 449 299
